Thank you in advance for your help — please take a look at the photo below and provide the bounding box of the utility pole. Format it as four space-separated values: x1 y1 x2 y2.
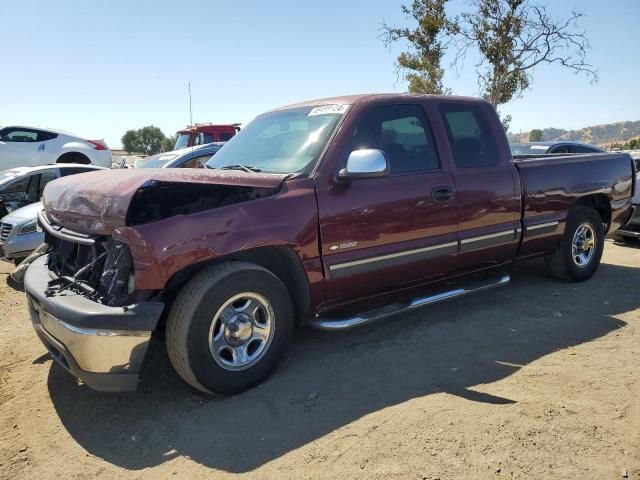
188 82 193 126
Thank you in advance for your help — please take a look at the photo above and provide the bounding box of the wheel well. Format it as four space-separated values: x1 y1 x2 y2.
57 152 90 164
574 194 611 231
164 246 311 322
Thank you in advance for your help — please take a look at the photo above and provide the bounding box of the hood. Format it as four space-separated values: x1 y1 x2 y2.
42 168 288 235
3 201 44 221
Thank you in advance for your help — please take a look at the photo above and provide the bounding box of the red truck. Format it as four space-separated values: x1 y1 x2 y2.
174 123 240 149
25 94 635 394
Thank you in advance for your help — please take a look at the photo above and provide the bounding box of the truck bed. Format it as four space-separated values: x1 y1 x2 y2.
514 152 635 257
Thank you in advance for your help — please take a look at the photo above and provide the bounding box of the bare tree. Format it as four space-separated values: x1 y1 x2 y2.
381 0 452 95
384 0 597 113
454 0 598 108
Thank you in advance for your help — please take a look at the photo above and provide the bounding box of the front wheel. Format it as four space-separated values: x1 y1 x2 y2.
166 261 293 395
544 206 605 282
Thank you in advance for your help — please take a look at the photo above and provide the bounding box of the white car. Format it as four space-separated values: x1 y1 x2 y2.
0 125 112 169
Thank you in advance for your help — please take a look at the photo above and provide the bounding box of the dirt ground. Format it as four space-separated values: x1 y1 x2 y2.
0 240 638 480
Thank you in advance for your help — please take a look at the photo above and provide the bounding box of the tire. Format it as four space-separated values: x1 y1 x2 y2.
166 261 293 395
544 206 605 282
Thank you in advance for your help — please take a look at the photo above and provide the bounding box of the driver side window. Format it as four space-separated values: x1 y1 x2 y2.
1 128 39 143
348 104 440 174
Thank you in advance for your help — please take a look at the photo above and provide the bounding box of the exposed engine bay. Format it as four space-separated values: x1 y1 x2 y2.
126 180 277 225
39 180 281 305
43 225 136 307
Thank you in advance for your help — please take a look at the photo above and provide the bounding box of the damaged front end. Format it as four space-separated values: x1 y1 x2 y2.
24 168 286 391
24 210 165 392
42 221 136 307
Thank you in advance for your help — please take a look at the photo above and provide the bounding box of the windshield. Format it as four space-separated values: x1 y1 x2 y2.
136 153 178 168
205 105 349 174
174 133 190 150
510 144 550 155
0 169 28 187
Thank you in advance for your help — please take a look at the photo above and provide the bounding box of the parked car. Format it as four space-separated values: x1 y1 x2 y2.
0 202 44 264
134 142 225 168
0 125 112 169
0 164 105 217
510 141 605 155
613 155 640 241
0 164 105 262
24 94 634 395
174 124 240 150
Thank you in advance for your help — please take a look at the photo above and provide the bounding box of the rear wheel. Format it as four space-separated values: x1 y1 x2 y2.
544 206 605 282
166 261 293 395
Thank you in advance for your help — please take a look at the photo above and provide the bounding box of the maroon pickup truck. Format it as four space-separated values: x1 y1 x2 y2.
25 94 635 394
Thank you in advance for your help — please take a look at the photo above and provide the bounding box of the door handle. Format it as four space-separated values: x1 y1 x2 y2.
432 187 454 202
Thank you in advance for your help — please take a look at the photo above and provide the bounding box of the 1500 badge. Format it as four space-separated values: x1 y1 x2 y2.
329 241 358 251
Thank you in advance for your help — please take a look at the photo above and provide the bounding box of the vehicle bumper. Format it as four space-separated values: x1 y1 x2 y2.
0 231 43 262
92 150 114 168
24 255 165 392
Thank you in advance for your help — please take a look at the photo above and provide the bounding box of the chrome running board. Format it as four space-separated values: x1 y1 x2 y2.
309 271 510 331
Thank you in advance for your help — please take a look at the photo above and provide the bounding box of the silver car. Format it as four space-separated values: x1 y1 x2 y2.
0 164 105 263
0 202 44 262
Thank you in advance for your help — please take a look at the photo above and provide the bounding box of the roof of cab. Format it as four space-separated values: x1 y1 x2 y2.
267 93 487 113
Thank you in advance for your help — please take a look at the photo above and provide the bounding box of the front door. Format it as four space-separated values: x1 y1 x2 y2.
0 128 44 169
316 104 458 309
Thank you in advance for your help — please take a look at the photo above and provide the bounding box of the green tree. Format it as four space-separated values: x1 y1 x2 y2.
137 126 165 155
456 0 597 109
121 126 168 154
121 129 143 154
529 129 543 142
162 134 178 152
382 0 451 94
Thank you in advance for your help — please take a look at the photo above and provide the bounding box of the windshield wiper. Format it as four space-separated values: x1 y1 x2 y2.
220 164 262 173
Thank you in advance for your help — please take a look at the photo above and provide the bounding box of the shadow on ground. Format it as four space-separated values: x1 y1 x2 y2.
47 259 638 473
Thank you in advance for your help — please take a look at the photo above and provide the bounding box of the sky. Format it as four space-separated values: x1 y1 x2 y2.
1 0 638 148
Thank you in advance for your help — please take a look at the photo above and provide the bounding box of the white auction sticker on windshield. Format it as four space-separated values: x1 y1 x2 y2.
530 145 549 150
308 104 350 116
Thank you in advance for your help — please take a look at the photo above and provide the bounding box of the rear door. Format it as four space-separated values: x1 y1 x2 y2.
317 103 458 307
436 101 520 272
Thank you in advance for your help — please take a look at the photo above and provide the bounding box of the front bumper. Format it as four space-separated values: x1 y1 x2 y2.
25 255 165 392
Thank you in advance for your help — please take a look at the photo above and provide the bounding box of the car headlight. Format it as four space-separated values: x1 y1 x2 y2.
19 220 38 235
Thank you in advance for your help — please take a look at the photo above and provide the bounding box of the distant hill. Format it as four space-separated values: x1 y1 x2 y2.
508 120 640 146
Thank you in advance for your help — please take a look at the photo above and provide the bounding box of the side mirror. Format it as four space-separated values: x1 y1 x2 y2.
338 149 389 182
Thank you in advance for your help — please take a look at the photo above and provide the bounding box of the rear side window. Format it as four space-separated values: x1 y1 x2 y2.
219 132 233 141
440 104 499 168
37 131 58 141
348 104 440 174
